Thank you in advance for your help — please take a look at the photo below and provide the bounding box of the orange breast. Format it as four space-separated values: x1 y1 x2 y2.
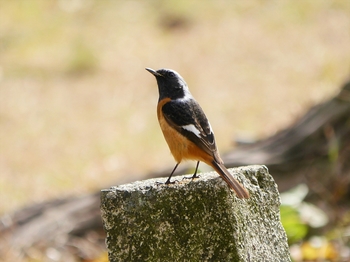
157 98 214 164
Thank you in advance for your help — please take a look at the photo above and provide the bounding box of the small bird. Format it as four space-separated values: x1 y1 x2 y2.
146 68 249 199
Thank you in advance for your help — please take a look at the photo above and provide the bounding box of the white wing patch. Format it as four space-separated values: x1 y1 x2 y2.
182 124 201 138
207 122 213 133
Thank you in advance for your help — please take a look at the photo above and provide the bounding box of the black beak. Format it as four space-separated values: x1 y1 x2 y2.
146 68 162 77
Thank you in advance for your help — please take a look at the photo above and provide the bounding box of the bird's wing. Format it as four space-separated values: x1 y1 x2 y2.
161 99 217 156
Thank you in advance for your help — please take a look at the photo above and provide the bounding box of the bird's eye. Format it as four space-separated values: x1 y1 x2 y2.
168 72 176 78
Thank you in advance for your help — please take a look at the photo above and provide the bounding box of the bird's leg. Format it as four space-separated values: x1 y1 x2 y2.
191 161 200 179
183 161 201 180
165 163 179 184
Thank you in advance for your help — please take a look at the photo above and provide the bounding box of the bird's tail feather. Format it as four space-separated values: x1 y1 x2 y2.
211 161 249 199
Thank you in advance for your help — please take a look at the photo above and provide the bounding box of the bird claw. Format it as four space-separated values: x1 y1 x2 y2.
182 174 200 181
155 180 177 186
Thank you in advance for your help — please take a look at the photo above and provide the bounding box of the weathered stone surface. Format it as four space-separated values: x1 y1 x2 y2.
100 165 291 262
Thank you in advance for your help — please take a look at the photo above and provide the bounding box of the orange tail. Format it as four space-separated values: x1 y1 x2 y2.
211 161 249 199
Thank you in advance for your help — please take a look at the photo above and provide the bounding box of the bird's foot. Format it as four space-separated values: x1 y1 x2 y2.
156 179 177 186
182 174 200 181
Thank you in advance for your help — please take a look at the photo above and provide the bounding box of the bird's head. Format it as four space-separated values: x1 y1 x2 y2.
146 68 191 100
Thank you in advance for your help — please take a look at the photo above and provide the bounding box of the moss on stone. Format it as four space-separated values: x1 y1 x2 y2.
100 165 291 262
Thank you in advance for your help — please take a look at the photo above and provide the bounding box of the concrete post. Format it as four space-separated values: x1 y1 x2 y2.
100 165 291 261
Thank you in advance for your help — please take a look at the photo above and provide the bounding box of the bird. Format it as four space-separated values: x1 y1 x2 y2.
146 68 249 199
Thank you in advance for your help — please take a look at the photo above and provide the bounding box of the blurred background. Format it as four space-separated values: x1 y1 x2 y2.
1 0 350 261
